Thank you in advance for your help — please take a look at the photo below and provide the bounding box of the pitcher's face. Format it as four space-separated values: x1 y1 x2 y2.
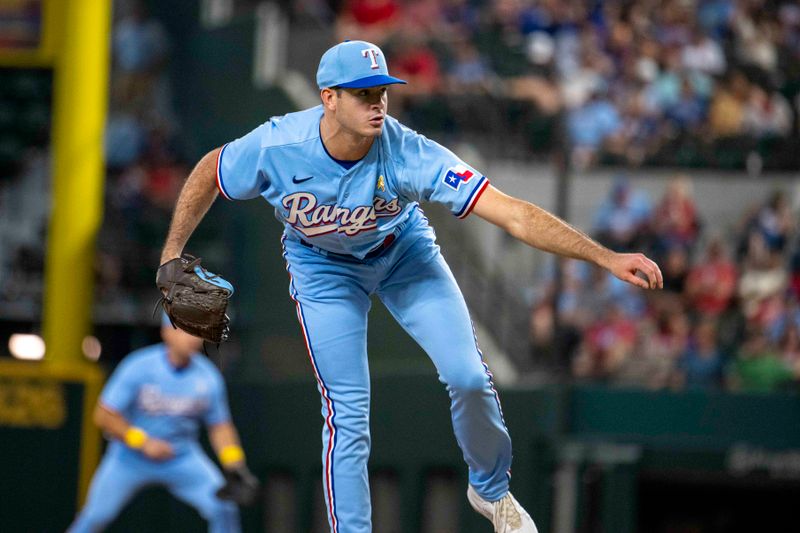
328 85 389 138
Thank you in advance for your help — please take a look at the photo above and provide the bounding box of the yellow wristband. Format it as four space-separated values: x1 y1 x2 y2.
219 445 245 467
124 427 148 449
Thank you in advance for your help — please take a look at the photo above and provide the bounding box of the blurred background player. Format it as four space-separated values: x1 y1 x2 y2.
67 315 257 533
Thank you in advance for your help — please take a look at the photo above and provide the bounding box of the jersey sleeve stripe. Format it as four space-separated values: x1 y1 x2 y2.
456 176 489 219
216 143 234 201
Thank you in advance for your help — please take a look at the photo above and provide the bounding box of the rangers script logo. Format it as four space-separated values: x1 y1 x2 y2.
282 192 402 237
137 385 209 416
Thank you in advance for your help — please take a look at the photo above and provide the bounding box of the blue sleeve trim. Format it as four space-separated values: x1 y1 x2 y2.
216 143 234 200
455 176 489 218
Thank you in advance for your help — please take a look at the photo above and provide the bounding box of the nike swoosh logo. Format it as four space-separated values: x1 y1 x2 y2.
292 175 314 184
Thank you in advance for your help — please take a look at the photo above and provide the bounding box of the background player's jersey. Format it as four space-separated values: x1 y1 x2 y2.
100 344 231 457
216 106 490 258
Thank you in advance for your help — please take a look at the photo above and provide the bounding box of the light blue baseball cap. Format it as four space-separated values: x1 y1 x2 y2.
317 40 407 89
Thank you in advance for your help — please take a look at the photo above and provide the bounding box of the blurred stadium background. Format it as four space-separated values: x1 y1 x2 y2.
2 0 800 531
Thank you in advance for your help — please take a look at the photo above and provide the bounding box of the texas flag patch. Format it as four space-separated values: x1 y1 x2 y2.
443 165 475 191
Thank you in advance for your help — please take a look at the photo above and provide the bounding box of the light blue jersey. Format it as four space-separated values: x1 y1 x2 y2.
69 345 239 533
216 106 489 258
102 343 231 457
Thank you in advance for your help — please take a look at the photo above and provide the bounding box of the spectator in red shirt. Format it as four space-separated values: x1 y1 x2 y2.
387 36 443 118
573 303 638 382
389 37 443 96
685 237 738 317
336 0 402 45
608 300 689 390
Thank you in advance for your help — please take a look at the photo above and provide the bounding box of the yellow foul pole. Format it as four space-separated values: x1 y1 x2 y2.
43 0 112 364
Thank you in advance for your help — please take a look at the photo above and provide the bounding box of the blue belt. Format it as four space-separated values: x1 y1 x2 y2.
300 233 397 261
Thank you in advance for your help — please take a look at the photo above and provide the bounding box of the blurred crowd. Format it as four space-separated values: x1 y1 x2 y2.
528 175 800 392
0 0 189 315
294 0 800 168
96 0 192 307
2 0 800 392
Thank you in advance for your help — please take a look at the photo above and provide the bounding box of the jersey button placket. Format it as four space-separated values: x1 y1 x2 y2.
337 172 353 253
343 173 351 199
336 172 350 250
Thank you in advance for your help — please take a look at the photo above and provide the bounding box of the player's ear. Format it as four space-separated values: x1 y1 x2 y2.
320 88 338 111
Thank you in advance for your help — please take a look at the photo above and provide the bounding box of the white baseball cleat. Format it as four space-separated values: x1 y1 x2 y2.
467 485 539 533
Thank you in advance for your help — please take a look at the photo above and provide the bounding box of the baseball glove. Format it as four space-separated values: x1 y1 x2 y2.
216 465 261 505
156 254 234 343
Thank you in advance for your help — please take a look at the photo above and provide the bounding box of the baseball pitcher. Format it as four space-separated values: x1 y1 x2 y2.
158 40 662 533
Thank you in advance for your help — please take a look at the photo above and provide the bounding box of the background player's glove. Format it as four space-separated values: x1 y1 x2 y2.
156 254 233 343
216 465 261 505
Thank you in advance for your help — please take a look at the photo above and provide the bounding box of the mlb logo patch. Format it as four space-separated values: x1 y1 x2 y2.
443 165 475 191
